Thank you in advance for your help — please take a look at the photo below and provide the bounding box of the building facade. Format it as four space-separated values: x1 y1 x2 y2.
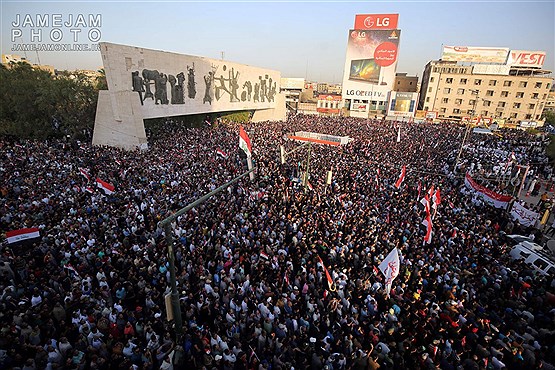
394 73 418 92
419 59 553 125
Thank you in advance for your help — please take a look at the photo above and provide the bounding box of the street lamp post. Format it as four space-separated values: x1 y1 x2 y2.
158 168 256 338
454 90 479 172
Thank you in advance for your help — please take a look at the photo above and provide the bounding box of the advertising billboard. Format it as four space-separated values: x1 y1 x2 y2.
354 14 399 30
281 77 305 90
441 46 509 64
388 92 418 117
342 29 401 101
507 50 546 68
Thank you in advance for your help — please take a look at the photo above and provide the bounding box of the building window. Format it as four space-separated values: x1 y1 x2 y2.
457 88 465 95
503 81 512 87
501 91 509 97
525 114 532 119
440 108 446 113
532 93 539 99
536 114 541 120
529 103 535 110
516 92 524 98
498 102 506 107
460 78 467 85
453 108 460 114
469 99 476 106
426 97 430 103
397 81 400 85
455 99 463 105
486 90 494 97
430 77 435 82
446 78 453 84
489 80 497 86
410 82 413 85
519 81 528 88
444 88 451 94
543 94 547 99
483 100 491 107
513 102 521 109
547 83 551 89
481 110 488 116
510 113 518 119
424 106 429 111
429 87 433 93
535 82 542 88
442 98 449 104
474 79 482 85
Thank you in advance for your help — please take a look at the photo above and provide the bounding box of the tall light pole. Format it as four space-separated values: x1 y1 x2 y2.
158 168 256 338
454 89 479 172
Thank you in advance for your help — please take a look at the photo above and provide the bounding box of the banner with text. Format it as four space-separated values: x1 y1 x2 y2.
442 46 509 64
354 14 399 30
510 202 539 227
464 173 512 209
507 50 546 68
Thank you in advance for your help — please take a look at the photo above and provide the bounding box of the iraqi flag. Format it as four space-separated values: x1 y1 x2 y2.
239 126 252 158
394 165 406 189
317 255 335 291
6 228 40 244
96 178 115 195
78 167 90 181
260 251 269 261
216 149 228 159
378 247 400 297
422 215 433 244
307 181 314 191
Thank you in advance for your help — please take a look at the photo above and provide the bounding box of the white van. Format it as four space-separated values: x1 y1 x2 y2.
509 243 555 277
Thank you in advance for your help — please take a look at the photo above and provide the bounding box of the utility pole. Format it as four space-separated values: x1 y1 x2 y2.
455 90 479 172
158 168 255 339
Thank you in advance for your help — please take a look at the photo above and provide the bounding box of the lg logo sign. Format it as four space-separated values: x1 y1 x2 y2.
355 14 398 30
364 16 391 28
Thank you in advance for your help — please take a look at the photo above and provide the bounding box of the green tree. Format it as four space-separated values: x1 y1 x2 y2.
0 63 99 140
543 110 555 126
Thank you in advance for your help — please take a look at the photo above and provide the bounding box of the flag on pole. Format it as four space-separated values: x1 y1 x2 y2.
78 167 90 181
85 187 94 194
216 149 228 159
307 181 313 191
378 247 400 297
239 126 252 158
260 251 269 260
317 255 336 291
6 228 40 244
396 126 401 143
96 178 115 195
394 166 406 189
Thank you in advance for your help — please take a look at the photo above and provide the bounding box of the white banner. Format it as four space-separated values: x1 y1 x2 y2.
510 202 539 227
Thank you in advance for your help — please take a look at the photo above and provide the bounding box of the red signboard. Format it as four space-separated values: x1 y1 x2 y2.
354 14 399 30
317 108 340 114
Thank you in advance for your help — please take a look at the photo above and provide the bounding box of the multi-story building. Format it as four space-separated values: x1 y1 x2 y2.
394 73 418 92
544 87 555 114
280 78 305 113
419 58 553 125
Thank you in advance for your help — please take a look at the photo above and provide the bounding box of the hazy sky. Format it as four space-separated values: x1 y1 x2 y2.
1 1 554 83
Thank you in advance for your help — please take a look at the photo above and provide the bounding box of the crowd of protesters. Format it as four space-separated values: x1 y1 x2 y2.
0 115 554 370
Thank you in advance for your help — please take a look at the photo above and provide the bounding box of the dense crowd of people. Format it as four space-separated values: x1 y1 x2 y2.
0 115 554 370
